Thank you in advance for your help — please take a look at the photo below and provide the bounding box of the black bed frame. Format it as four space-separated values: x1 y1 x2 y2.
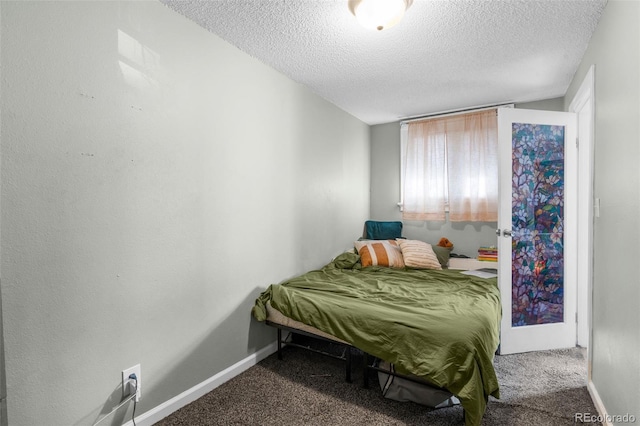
268 320 355 382
266 320 453 393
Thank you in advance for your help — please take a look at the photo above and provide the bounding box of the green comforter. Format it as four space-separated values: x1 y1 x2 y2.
252 253 501 425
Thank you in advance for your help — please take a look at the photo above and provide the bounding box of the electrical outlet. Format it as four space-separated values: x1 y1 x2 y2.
122 364 141 402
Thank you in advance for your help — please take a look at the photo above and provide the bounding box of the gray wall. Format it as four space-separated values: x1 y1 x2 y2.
564 0 640 420
370 99 563 257
0 2 370 425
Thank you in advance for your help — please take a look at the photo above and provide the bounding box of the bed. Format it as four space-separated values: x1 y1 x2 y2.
252 243 501 426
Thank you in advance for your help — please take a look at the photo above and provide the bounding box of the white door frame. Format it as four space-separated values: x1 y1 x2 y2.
568 66 595 356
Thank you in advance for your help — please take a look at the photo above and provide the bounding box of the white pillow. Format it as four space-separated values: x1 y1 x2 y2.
395 239 442 270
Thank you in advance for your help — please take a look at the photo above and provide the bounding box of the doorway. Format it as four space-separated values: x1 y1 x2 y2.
568 65 595 355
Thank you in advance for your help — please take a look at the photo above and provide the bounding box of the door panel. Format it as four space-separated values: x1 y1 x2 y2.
498 108 577 354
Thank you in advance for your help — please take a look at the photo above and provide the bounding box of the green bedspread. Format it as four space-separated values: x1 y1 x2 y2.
252 253 501 425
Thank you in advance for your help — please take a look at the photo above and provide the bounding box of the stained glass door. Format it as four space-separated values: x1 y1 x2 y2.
497 108 577 355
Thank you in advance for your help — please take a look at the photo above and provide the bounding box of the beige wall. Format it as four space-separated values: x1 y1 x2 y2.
0 2 370 424
564 0 640 420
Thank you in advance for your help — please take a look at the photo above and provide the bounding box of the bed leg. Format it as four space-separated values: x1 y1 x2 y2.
362 352 369 388
345 347 352 383
277 328 283 360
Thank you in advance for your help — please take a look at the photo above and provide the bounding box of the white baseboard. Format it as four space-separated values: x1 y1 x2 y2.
587 380 612 426
123 342 278 426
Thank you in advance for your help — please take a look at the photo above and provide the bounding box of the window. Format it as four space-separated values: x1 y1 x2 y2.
400 109 499 222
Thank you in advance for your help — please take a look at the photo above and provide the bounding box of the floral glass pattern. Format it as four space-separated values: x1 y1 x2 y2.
511 123 564 327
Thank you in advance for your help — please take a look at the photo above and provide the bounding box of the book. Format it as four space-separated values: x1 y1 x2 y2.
478 246 498 262
477 256 498 262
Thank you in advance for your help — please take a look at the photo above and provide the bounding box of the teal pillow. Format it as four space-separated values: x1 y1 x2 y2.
364 220 403 240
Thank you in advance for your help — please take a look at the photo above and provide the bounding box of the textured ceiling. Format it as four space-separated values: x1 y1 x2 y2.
160 0 607 125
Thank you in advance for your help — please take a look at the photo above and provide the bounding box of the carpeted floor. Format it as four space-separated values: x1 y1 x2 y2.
155 340 598 425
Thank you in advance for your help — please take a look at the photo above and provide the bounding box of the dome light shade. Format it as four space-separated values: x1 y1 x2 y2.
348 0 413 31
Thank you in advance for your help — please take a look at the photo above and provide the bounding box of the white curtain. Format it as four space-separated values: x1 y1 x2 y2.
400 109 498 222
401 119 447 220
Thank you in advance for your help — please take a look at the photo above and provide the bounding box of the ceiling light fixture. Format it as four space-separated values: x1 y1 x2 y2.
348 0 413 31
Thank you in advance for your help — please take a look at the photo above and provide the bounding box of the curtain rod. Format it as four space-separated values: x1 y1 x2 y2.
400 103 514 125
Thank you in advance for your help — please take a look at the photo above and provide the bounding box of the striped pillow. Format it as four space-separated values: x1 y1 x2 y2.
354 240 405 268
396 239 442 270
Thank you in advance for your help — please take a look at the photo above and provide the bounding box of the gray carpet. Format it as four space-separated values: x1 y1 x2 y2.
155 341 598 425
